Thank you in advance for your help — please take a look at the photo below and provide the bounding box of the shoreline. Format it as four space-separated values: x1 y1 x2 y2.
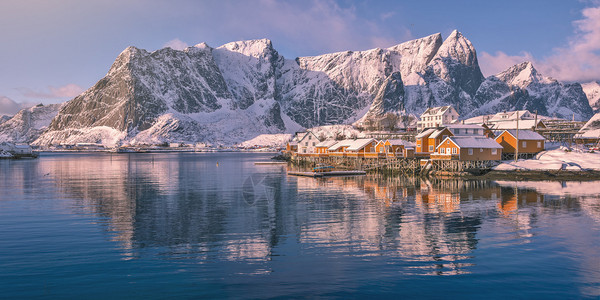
428 169 600 181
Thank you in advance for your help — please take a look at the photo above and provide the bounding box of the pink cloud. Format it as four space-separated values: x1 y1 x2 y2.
0 96 35 116
164 38 189 50
19 84 84 99
479 5 600 82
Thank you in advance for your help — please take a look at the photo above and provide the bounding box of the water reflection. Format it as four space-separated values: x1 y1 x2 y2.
2 153 598 284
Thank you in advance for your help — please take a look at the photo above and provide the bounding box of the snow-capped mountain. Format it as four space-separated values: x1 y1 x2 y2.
0 103 62 143
581 81 600 113
11 30 594 146
472 62 593 120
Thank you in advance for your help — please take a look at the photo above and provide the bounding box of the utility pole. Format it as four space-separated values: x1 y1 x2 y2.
515 111 519 162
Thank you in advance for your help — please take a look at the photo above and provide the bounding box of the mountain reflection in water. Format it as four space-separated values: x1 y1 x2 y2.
1 152 598 298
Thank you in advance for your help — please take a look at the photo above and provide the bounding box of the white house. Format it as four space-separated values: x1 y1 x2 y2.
297 131 321 154
417 106 459 130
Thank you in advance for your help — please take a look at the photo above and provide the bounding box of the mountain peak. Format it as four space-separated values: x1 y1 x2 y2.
496 61 552 86
217 38 276 59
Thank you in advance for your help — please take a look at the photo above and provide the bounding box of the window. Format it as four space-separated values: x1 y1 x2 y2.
522 141 527 148
537 141 541 148
440 148 445 154
305 142 308 146
308 135 311 140
312 142 315 146
429 145 434 152
468 149 473 155
492 149 497 155
452 148 457 154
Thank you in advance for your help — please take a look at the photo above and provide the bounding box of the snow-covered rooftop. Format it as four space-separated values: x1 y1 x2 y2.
416 128 436 138
346 138 376 151
489 120 544 130
315 140 338 148
328 139 354 151
443 136 502 149
500 129 545 140
387 139 415 147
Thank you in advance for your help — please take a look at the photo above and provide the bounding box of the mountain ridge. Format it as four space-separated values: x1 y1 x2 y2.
0 31 594 146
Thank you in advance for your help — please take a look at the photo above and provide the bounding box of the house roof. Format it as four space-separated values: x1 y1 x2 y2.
288 141 298 146
441 136 502 149
446 124 485 130
430 128 451 139
387 139 415 147
420 106 454 117
489 110 533 122
315 140 338 148
416 128 436 138
489 120 544 130
500 129 546 140
346 138 376 151
328 139 354 151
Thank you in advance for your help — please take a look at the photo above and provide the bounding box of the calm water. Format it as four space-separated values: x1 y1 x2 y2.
0 152 599 299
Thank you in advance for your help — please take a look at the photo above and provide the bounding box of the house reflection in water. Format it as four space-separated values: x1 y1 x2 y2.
20 153 598 276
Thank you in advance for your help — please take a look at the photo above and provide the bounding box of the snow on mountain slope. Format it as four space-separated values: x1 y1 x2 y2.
581 81 600 113
24 31 595 147
0 103 62 143
472 62 593 120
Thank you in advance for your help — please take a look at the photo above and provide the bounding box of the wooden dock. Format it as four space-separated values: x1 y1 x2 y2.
287 170 366 178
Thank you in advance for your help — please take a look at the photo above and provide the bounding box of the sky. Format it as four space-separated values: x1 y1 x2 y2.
1 0 600 115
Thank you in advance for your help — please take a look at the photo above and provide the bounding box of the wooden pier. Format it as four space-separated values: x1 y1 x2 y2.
288 170 366 178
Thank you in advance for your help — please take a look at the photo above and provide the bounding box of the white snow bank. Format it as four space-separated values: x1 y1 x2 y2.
494 180 600 198
237 133 292 148
493 147 600 171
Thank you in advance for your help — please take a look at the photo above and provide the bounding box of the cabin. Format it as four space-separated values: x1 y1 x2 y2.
428 128 453 153
314 140 338 155
489 110 535 123
285 141 298 154
328 139 354 156
494 130 545 155
417 106 459 131
415 128 436 155
432 136 502 161
345 138 378 158
388 139 415 158
297 131 321 155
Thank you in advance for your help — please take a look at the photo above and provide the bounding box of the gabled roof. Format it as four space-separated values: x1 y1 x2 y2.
315 140 338 148
297 131 319 143
328 139 354 151
420 106 454 117
499 129 545 140
416 128 436 138
346 138 376 151
430 128 452 139
489 110 533 122
441 136 502 149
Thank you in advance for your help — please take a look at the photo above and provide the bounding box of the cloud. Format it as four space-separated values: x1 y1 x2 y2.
214 0 411 55
0 96 35 116
479 5 600 82
479 51 536 77
164 38 189 50
18 84 84 99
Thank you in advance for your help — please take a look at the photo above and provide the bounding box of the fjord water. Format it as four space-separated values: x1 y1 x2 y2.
1 153 598 299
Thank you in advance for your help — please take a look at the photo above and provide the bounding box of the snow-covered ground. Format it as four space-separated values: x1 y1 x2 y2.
494 147 600 171
237 133 292 148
